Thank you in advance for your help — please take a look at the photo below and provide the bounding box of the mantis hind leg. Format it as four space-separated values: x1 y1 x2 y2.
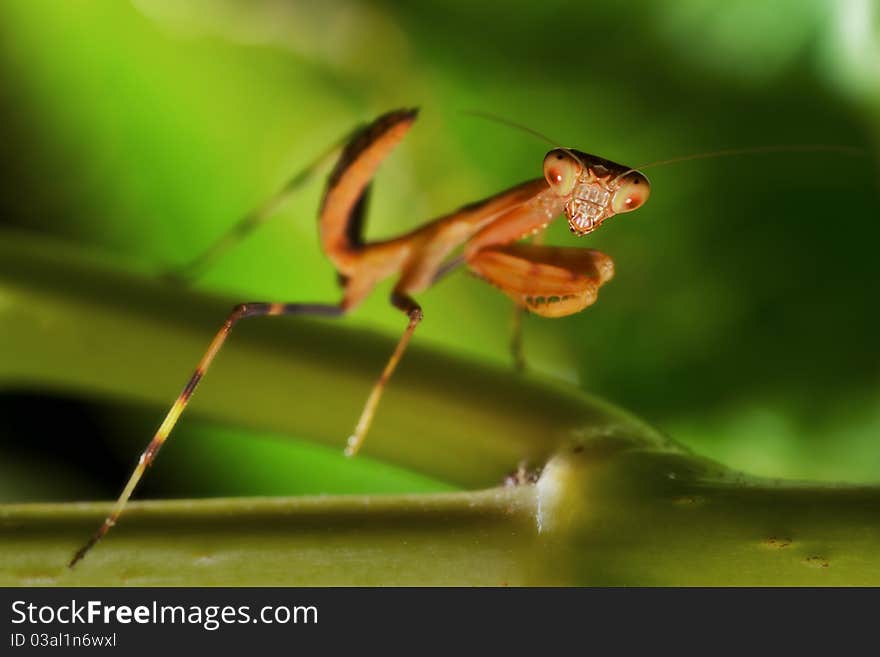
69 301 345 567
70 287 423 566
167 107 417 284
319 108 419 266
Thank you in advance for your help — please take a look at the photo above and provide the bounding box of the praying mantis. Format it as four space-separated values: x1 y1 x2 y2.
67 106 684 567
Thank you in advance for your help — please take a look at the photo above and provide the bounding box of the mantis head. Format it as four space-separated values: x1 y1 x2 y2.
543 148 650 236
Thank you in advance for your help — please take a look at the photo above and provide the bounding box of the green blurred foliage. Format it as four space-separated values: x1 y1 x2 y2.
0 0 878 500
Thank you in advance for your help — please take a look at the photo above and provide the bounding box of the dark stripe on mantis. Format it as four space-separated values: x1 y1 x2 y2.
143 437 164 464
180 370 203 402
322 108 419 197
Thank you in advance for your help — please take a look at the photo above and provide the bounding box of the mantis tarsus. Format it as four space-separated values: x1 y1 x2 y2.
71 106 852 567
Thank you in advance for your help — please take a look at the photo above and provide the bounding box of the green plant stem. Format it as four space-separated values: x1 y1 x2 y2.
3 443 880 585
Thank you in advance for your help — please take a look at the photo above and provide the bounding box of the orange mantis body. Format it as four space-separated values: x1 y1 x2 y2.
69 107 650 566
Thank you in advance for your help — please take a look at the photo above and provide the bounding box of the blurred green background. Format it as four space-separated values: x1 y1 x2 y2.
1 0 878 504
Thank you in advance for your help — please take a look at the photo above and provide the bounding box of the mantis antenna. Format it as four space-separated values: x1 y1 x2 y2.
461 109 864 183
609 143 865 185
460 109 587 169
633 144 865 172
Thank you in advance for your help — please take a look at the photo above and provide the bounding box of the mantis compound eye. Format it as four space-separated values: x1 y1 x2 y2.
543 149 582 196
611 171 651 214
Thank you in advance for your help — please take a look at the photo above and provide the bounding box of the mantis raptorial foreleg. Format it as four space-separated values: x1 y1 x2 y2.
468 243 615 318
